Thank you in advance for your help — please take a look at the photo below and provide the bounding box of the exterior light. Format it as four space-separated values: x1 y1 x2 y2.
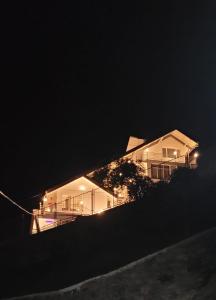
45 207 51 212
43 195 47 202
173 150 177 156
79 185 86 191
119 173 123 176
113 187 117 191
129 179 133 183
80 201 83 205
118 193 122 197
194 152 199 158
128 159 131 163
145 148 149 152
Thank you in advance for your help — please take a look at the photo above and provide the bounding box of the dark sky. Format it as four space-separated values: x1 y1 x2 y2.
1 1 216 212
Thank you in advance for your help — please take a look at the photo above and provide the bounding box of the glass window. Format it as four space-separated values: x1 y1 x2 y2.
164 165 170 180
162 148 180 158
151 164 175 180
151 164 158 179
162 148 167 157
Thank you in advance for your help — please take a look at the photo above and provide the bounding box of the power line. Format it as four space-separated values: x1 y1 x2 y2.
0 191 33 216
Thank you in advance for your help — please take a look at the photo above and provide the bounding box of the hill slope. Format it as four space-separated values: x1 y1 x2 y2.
1 168 216 299
7 227 216 300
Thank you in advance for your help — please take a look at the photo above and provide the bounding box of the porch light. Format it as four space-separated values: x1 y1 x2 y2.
194 152 199 158
79 185 86 191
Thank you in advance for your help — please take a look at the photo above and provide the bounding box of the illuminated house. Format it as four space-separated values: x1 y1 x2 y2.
31 129 198 234
32 176 118 234
122 129 198 181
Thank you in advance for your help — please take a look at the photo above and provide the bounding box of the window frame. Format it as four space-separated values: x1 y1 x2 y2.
151 164 177 180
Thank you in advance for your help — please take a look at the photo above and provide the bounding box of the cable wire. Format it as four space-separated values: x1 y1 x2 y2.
0 191 33 216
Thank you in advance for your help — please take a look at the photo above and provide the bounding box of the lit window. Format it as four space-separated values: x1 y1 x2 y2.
162 148 180 158
151 164 176 180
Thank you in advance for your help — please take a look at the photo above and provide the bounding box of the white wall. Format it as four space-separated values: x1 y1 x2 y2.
42 177 115 216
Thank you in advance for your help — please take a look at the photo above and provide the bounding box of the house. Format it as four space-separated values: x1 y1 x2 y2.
122 129 198 181
31 129 198 234
31 176 118 234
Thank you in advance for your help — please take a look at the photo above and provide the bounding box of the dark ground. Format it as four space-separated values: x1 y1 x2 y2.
9 227 216 300
0 161 216 299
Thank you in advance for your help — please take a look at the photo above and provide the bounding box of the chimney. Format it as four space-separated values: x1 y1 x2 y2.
126 136 145 152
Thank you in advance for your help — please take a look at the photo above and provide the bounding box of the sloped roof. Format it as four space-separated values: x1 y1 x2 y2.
46 175 115 198
124 129 198 158
126 136 145 152
44 129 198 194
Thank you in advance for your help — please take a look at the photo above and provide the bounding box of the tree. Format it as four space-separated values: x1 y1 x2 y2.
127 175 153 201
89 158 153 201
89 164 110 188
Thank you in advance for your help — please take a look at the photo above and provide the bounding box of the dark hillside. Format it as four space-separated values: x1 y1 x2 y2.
8 227 216 300
1 165 216 299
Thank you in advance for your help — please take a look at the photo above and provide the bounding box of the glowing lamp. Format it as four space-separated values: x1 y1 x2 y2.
194 152 199 158
79 185 86 191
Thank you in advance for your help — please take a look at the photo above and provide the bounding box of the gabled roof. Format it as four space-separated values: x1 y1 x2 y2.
46 175 115 199
44 129 198 194
124 129 198 158
126 136 145 152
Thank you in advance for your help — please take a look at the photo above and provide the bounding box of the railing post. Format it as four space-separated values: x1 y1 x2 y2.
34 215 40 233
54 202 57 219
91 189 95 215
72 196 74 211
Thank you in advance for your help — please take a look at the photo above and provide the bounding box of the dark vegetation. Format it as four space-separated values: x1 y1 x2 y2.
0 150 216 298
15 228 216 300
90 158 154 200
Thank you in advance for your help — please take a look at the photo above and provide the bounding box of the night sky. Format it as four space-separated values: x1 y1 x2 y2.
1 1 216 216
